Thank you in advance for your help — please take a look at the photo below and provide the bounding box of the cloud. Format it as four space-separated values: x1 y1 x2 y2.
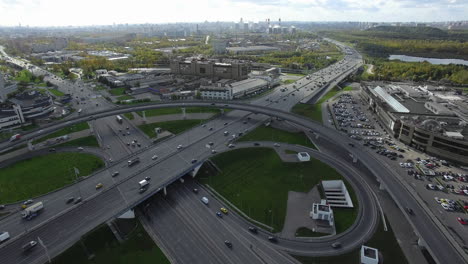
0 0 466 26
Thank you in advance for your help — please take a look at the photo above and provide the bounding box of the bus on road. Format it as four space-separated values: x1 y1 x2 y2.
116 115 123 124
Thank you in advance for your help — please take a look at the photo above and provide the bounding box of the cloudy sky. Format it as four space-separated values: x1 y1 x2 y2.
0 0 466 27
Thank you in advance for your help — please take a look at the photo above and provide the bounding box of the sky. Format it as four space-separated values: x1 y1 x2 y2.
0 0 466 27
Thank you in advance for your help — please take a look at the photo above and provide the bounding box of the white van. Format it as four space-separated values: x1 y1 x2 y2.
139 179 149 188
201 197 209 205
0 231 10 243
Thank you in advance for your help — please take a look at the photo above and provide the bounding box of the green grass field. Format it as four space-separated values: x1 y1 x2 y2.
51 219 169 264
0 131 13 142
109 88 126 96
292 87 345 123
49 89 65 96
55 136 100 148
136 107 220 118
0 153 104 203
138 119 203 138
198 148 355 232
123 113 134 120
283 79 295 85
239 125 316 149
117 95 134 101
294 215 407 264
33 122 90 144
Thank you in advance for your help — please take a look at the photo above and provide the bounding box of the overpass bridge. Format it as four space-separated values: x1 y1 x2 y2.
0 101 466 264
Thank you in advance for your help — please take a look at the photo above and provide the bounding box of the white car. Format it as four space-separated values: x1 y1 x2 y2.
274 143 280 147
152 155 158 160
211 149 217 154
77 147 84 151
441 203 451 210
177 145 183 150
434 197 441 203
399 163 404 167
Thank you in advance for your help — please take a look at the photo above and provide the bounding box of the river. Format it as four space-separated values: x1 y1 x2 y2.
389 54 468 66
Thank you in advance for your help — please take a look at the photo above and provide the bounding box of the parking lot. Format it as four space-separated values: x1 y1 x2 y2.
326 89 468 247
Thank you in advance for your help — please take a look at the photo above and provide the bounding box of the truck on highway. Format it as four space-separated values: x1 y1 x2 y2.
0 231 10 243
9 134 21 142
21 201 43 220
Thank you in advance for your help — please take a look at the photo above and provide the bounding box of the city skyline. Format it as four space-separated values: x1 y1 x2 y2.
0 0 467 27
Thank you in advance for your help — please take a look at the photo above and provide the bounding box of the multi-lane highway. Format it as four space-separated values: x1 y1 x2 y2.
2 41 464 264
1 99 466 263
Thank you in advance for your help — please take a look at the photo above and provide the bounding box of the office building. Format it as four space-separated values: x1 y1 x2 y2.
361 81 468 165
310 199 334 227
170 57 250 80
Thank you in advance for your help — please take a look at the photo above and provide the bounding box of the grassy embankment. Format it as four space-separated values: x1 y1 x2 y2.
198 148 357 233
0 153 104 203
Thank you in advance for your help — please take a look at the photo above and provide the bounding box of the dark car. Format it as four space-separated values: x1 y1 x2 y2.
65 197 74 204
216 212 223 218
224 240 232 248
406 207 414 215
254 142 260 146
331 242 342 249
191 159 198 164
193 188 199 194
49 148 56 152
268 236 277 243
248 226 258 233
22 241 38 252
74 197 82 204
0 204 5 210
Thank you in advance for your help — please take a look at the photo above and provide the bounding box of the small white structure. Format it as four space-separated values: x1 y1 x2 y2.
310 199 334 226
361 246 380 264
118 209 135 219
297 152 310 162
321 180 354 208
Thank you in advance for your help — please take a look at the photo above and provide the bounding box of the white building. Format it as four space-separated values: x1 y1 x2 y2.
297 152 310 162
0 105 25 129
321 180 354 208
310 199 334 226
231 78 268 98
200 86 233 100
360 246 380 264
0 73 18 103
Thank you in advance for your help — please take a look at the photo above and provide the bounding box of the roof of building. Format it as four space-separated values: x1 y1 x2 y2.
373 86 410 113
226 46 279 52
363 246 378 259
231 78 268 95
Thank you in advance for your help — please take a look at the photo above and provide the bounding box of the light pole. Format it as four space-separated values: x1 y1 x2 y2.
37 236 51 263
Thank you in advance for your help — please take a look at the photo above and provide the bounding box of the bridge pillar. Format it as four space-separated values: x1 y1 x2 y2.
220 109 224 115
417 238 426 249
142 111 147 123
27 140 34 151
181 108 186 119
163 187 167 196
179 178 185 183
379 182 385 191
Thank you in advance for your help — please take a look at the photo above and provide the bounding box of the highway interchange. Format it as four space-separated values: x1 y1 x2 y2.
0 42 466 264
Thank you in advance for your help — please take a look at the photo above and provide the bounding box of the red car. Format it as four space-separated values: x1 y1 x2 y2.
457 217 468 225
